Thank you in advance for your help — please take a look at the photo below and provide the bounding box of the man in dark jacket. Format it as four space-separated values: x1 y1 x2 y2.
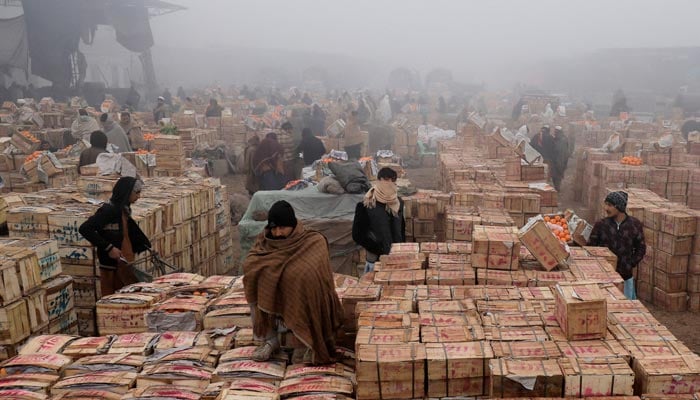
530 125 553 163
352 167 406 273
79 177 152 296
78 130 108 170
588 191 646 299
549 126 571 191
297 128 326 166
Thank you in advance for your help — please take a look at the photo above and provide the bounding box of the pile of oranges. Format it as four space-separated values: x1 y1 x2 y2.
544 214 571 243
21 131 40 144
621 156 643 166
23 151 43 165
136 149 156 155
143 133 156 141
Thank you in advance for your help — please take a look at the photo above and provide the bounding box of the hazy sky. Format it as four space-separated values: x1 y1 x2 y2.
152 0 700 81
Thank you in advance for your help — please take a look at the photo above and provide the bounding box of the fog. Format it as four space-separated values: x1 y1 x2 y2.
149 0 700 88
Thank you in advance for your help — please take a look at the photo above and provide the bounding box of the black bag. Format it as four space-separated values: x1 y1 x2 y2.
328 161 371 194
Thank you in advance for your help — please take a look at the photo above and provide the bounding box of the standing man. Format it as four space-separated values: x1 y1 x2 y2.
352 167 406 273
79 177 151 296
550 125 571 192
278 122 301 181
587 191 646 299
205 98 223 117
243 201 343 364
153 96 170 123
100 113 132 153
297 127 326 166
119 112 145 151
530 125 553 164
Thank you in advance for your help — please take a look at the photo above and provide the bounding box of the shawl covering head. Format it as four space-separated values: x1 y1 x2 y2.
243 221 343 364
363 180 400 216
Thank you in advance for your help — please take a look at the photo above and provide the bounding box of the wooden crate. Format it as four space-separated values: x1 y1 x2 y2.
373 270 426 286
490 340 561 359
0 239 61 282
560 357 634 397
421 325 486 343
557 340 629 361
145 295 209 332
0 246 42 295
0 299 30 345
72 276 101 308
43 275 74 321
489 358 563 398
0 260 22 306
356 343 426 400
653 287 688 312
554 282 607 341
25 288 49 333
425 268 475 285
472 225 520 270
633 355 700 395
51 371 138 396
425 341 494 397
6 206 52 238
48 308 78 335
76 306 97 336
518 217 569 271
484 326 549 342
96 292 161 334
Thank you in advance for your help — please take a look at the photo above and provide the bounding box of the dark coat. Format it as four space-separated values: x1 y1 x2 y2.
297 135 326 166
352 199 405 256
79 177 151 267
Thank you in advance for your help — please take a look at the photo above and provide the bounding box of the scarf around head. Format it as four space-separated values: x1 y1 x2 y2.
364 180 400 216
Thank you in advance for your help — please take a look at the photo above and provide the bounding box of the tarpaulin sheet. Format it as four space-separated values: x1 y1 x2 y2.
0 15 29 71
239 187 365 275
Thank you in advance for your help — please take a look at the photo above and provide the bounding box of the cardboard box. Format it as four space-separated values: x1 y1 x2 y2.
560 357 634 397
489 358 563 397
519 216 570 271
554 282 607 341
472 225 520 270
632 355 700 395
356 343 426 400
426 342 494 397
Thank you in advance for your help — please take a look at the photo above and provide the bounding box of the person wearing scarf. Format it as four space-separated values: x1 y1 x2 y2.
119 111 146 150
243 201 343 364
79 176 152 296
352 167 406 273
70 108 100 141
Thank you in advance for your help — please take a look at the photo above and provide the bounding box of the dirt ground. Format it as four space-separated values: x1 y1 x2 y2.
221 164 700 354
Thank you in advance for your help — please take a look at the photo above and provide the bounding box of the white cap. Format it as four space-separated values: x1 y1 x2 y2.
158 96 165 101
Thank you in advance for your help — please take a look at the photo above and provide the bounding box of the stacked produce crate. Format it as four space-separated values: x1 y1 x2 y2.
151 134 186 177
0 176 234 333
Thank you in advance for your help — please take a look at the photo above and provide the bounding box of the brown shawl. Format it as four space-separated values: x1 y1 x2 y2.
243 222 343 364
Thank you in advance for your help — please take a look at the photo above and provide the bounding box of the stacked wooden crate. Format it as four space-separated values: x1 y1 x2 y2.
576 144 700 212
402 190 451 242
1 177 234 316
0 238 76 337
151 134 186 177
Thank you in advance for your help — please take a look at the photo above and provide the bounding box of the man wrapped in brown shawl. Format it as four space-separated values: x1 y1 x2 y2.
243 200 343 364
